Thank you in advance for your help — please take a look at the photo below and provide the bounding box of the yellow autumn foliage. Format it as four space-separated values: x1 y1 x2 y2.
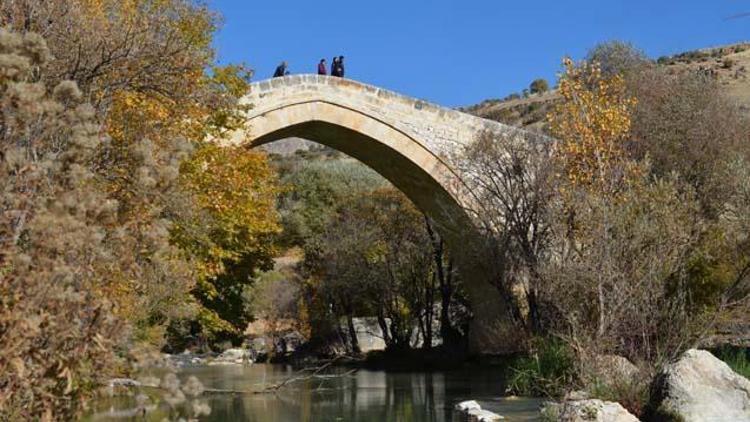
548 58 638 192
178 143 281 281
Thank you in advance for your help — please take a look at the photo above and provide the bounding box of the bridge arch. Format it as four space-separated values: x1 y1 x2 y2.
224 75 533 353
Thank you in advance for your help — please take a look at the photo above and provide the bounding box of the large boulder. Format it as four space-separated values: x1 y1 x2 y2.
541 399 640 422
590 355 639 386
646 349 750 422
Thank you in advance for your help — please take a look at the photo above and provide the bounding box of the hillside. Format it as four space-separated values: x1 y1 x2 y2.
465 42 750 130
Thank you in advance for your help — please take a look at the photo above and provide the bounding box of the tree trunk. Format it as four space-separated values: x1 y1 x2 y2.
426 217 460 348
377 311 391 348
346 314 360 354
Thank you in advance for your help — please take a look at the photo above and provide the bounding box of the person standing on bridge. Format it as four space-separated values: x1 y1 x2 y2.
317 58 327 75
273 61 288 78
336 55 345 77
330 57 340 77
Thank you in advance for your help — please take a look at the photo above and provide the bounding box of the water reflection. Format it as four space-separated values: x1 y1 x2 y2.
89 364 543 421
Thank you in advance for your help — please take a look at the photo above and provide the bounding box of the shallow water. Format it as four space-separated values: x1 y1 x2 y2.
87 363 543 421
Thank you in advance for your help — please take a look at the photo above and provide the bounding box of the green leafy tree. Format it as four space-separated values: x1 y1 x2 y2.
175 143 281 346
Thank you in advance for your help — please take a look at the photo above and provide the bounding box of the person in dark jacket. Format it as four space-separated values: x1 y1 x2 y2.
336 56 345 78
317 59 327 75
273 61 288 78
330 57 340 76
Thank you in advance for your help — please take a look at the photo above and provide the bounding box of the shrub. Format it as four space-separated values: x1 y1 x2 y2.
507 338 577 397
589 377 649 416
530 78 549 94
0 29 123 420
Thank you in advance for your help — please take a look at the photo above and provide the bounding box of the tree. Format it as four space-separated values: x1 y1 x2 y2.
457 131 554 335
0 29 192 419
530 78 549 94
542 53 750 392
4 0 283 350
585 41 650 77
302 188 466 353
625 66 750 217
548 57 638 193
0 1 285 416
459 44 750 413
175 143 281 345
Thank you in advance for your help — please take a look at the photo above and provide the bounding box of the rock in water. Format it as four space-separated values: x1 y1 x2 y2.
454 400 504 421
647 349 750 422
455 400 481 412
541 399 639 422
467 408 505 421
209 348 252 365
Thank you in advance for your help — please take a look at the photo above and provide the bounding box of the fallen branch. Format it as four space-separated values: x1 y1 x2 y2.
260 356 359 392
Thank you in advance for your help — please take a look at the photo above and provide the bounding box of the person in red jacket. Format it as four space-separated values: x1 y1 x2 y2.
317 58 327 75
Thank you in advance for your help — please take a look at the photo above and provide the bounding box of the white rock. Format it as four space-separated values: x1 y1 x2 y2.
467 408 505 421
455 400 481 411
648 349 750 422
542 399 639 422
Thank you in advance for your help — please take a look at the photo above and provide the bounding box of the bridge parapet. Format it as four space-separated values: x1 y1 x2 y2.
238 75 530 160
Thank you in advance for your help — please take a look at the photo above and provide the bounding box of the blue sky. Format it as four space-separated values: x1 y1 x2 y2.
209 0 749 107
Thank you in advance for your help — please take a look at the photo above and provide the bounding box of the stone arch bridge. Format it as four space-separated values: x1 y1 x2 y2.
224 75 542 353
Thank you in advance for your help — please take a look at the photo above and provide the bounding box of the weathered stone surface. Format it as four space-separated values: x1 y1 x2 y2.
542 399 640 422
647 349 750 422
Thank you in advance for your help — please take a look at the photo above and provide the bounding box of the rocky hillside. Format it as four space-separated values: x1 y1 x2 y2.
466 42 750 130
658 43 750 112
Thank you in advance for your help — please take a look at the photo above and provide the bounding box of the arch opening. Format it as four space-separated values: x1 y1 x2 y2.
239 100 479 248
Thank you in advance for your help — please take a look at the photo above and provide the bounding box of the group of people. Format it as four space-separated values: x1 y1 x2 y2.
272 56 346 78
318 56 345 77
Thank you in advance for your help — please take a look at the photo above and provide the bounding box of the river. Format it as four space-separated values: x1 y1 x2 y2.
86 363 544 421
